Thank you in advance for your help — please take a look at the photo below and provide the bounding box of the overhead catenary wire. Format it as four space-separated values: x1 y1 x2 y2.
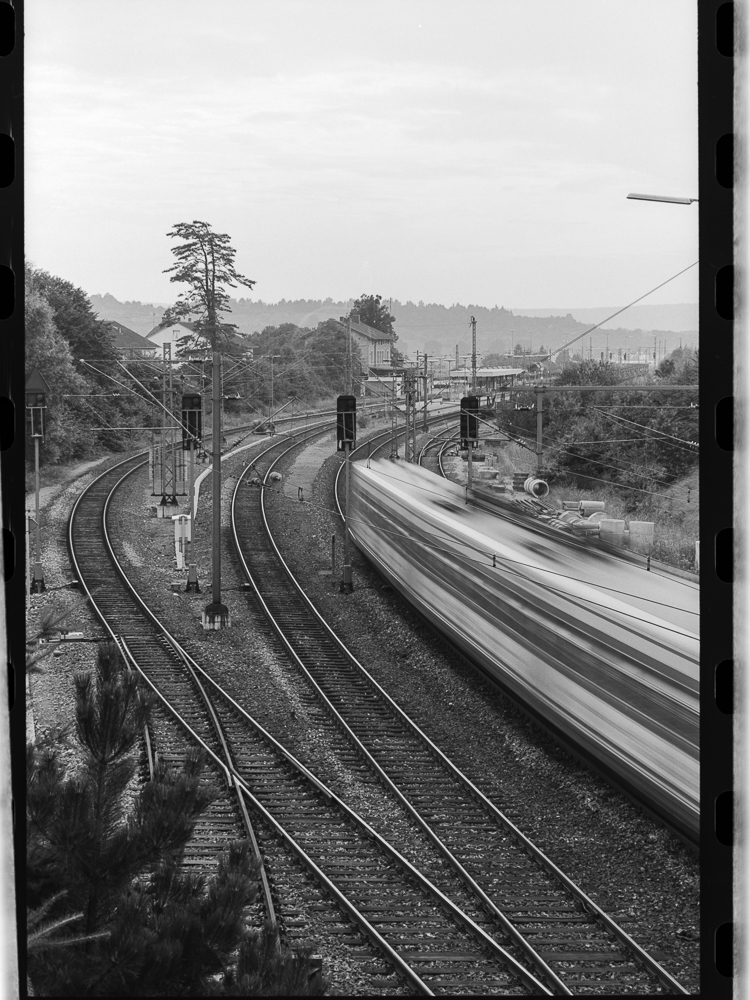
592 407 698 448
539 260 699 362
495 418 694 501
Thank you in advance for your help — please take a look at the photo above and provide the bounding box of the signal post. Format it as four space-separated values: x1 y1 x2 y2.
460 395 479 490
182 392 202 592
337 395 356 592
25 369 50 595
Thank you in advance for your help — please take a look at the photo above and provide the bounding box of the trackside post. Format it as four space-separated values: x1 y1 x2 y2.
337 395 357 592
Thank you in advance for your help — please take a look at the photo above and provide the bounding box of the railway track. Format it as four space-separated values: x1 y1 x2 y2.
67 454 276 911
232 425 687 995
418 428 460 478
69 426 545 994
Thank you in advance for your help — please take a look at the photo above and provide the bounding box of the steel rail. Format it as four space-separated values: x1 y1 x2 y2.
84 444 545 994
436 437 458 479
68 431 496 994
240 435 573 993
67 453 279 927
148 593 552 996
114 638 434 997
417 425 460 466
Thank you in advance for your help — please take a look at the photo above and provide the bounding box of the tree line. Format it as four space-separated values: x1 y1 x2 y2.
26 250 396 467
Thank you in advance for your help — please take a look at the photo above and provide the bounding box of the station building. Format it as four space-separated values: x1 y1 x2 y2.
323 312 397 370
447 367 525 401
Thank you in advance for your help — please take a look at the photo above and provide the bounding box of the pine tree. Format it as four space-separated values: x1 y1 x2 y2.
210 922 327 997
27 643 328 996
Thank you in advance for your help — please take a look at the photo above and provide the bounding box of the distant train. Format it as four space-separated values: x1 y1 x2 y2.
349 460 699 841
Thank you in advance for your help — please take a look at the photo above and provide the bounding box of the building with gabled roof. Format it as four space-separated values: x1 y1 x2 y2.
145 320 250 357
105 321 158 358
326 313 396 372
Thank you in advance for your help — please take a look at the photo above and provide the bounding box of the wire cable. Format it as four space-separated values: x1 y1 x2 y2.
540 261 699 362
593 407 698 448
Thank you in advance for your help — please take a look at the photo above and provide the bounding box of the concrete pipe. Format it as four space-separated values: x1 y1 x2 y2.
586 511 609 523
599 518 626 546
523 476 550 498
579 500 606 514
629 520 654 555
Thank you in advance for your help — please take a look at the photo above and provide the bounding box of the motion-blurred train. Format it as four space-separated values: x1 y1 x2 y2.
349 460 699 842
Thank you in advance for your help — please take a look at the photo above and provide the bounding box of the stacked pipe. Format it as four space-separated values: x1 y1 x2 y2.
523 476 549 498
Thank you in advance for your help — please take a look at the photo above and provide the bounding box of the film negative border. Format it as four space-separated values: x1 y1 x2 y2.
700 0 734 993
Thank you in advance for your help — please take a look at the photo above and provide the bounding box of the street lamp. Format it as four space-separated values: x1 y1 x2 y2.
627 191 697 367
627 193 698 205
25 368 50 594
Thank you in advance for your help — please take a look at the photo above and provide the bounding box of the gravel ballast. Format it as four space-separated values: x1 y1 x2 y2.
28 429 700 993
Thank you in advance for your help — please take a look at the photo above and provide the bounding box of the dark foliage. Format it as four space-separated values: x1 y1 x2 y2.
27 266 120 368
210 922 326 996
350 293 396 337
26 264 154 463
245 322 364 404
495 351 698 508
27 644 327 996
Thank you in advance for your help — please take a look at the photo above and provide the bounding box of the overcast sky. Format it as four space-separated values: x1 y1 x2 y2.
26 0 698 310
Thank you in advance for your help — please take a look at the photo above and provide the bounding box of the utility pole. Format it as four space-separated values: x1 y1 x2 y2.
25 369 50 595
423 351 429 430
347 314 353 395
470 316 477 392
342 441 353 590
404 372 411 461
390 379 398 459
536 389 544 474
182 390 202 593
204 307 229 629
404 370 418 462
414 353 419 447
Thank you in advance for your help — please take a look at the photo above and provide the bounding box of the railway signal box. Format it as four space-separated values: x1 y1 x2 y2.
181 393 203 450
337 395 357 450
460 395 479 448
26 368 50 439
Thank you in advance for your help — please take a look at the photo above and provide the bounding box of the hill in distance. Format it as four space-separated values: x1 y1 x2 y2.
514 303 698 333
90 293 697 360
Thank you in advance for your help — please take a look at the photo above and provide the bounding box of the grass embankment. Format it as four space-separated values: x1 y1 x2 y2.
488 440 698 572
549 468 699 571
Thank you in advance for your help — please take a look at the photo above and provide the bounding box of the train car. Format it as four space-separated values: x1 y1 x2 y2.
349 459 699 841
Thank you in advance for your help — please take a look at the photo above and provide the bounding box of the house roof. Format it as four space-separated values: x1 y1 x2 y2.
146 320 248 346
451 367 525 378
105 322 156 352
330 317 396 343
145 320 200 339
